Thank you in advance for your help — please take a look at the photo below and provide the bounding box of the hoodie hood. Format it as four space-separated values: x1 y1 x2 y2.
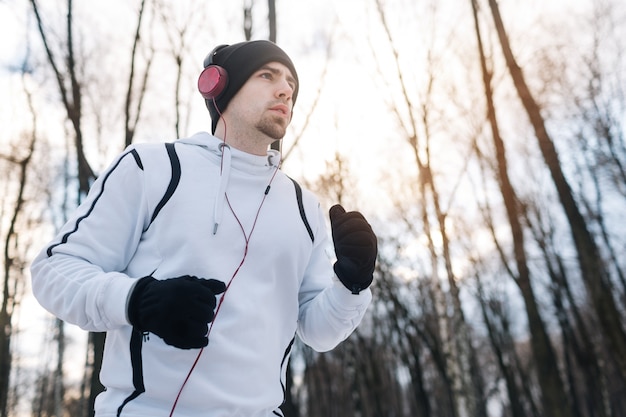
177 132 281 233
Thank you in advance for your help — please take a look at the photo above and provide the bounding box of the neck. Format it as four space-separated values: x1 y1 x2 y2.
214 125 279 156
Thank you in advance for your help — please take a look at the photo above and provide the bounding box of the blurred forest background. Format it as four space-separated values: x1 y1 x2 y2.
1 0 625 416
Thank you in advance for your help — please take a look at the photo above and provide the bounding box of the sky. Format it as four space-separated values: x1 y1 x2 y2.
0 2 402 412
0 0 613 414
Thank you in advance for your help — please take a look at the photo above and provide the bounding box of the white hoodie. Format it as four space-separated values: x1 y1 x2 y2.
30 132 371 417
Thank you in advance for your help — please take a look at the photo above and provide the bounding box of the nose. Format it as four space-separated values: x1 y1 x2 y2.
276 77 293 101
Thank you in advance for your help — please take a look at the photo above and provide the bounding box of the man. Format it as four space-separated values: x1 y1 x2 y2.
30 40 377 417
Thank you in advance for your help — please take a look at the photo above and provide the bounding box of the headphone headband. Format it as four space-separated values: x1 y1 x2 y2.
204 44 229 68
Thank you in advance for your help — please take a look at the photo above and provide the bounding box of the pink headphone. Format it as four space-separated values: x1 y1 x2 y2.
197 45 229 100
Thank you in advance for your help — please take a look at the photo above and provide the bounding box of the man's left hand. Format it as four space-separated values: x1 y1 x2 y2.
329 204 378 294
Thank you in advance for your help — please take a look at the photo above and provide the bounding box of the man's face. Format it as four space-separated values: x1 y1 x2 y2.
224 62 297 141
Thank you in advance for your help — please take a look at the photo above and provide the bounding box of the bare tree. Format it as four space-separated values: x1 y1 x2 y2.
124 0 154 147
487 0 626 383
470 1 573 416
524 198 614 417
5 0 625 416
29 0 96 198
0 72 39 417
371 0 489 415
0 144 35 417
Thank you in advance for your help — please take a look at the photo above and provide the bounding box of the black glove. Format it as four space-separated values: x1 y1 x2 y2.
127 275 226 349
329 204 378 294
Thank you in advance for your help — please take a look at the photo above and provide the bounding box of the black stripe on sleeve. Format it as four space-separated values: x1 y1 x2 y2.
289 177 314 243
146 143 181 230
46 149 143 257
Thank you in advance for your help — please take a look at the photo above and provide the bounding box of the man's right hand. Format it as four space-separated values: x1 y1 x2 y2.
128 275 226 349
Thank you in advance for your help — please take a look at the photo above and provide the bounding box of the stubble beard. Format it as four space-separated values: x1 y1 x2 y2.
256 114 288 140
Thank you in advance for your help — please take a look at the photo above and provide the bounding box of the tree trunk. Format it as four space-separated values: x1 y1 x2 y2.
473 2 574 416
476 279 530 417
0 120 37 416
488 0 626 382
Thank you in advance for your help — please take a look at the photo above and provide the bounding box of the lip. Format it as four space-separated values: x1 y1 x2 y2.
269 104 290 116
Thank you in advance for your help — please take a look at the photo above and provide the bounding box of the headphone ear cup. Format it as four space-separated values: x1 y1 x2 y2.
198 65 228 100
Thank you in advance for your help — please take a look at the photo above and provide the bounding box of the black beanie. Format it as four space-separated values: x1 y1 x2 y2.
204 40 299 134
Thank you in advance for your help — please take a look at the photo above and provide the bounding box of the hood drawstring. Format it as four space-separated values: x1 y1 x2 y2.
213 142 232 234
267 152 281 168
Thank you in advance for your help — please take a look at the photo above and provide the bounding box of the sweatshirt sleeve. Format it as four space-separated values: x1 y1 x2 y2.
296 203 372 352
30 146 149 331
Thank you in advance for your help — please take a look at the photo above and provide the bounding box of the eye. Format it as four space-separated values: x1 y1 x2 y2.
260 72 273 80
